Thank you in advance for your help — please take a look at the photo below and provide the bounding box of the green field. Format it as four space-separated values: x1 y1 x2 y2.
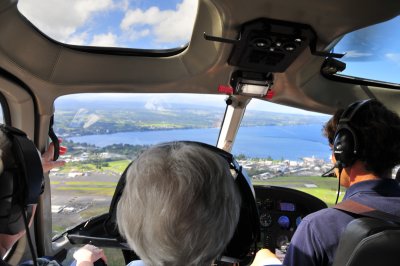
253 176 345 206
51 181 118 196
57 160 131 174
102 160 131 173
52 174 344 206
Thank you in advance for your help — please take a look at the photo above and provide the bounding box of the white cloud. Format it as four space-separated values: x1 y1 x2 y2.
67 32 89 46
153 0 198 43
344 50 373 58
90 33 118 47
144 98 169 111
385 53 400 64
18 0 113 42
120 0 198 44
125 29 150 42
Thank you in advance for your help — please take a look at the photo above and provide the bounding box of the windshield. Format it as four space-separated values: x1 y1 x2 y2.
50 94 344 240
235 99 345 206
51 93 226 237
333 16 400 84
17 0 198 50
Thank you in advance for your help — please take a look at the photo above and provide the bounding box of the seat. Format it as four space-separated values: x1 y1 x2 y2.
332 217 400 266
395 167 400 181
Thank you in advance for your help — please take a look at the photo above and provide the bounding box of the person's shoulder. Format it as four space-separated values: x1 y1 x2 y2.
303 207 340 220
302 207 352 227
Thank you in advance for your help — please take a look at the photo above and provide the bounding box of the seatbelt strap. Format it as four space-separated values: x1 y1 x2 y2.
334 199 400 224
48 115 59 161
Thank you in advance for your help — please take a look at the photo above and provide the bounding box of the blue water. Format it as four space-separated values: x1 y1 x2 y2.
67 124 331 161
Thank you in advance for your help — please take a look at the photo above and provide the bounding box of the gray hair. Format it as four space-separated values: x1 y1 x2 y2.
117 142 241 266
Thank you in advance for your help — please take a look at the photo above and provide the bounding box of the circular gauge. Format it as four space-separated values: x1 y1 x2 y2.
277 215 290 229
260 213 273 227
296 216 302 227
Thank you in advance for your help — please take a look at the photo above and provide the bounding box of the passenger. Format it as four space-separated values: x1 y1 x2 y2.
0 128 106 266
40 139 67 172
116 142 241 266
252 99 400 266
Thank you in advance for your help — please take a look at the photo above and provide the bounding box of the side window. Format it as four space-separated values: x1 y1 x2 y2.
0 95 5 124
0 106 3 124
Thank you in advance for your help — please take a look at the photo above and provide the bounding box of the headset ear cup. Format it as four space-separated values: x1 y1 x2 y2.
333 99 372 168
223 170 260 260
0 171 26 234
334 128 356 167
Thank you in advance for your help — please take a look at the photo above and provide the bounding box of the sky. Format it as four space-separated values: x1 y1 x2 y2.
17 0 400 114
17 0 198 49
334 16 400 84
57 93 328 115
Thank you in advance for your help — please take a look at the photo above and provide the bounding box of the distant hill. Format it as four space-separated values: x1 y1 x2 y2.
54 100 329 137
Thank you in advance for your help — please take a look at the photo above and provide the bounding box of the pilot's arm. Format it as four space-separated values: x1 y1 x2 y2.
283 217 326 266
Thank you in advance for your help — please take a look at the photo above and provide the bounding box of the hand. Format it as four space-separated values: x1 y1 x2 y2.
41 139 67 172
251 249 282 266
73 244 108 266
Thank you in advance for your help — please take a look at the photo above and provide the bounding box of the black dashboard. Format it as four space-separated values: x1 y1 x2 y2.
64 185 328 264
254 185 327 255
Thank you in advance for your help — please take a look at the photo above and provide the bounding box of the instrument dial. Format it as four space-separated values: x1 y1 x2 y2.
260 213 273 227
277 215 290 229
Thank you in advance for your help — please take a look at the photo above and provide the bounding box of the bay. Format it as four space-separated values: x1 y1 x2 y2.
67 124 331 161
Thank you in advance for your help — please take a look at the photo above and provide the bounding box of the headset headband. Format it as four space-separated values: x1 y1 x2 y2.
339 99 374 124
333 99 375 168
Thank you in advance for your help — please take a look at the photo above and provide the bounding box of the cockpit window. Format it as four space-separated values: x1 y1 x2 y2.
333 16 400 84
51 93 225 236
17 0 198 50
235 99 344 206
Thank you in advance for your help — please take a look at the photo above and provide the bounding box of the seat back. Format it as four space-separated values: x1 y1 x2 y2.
332 217 400 266
395 167 400 181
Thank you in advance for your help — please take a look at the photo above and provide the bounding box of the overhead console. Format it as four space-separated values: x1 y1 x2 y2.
228 18 316 73
205 18 343 73
206 18 344 100
254 185 327 258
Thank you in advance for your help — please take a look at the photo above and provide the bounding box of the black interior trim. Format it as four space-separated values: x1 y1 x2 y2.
321 68 400 90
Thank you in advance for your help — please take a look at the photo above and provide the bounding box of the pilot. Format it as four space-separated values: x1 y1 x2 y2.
253 99 400 266
116 142 241 266
0 128 106 266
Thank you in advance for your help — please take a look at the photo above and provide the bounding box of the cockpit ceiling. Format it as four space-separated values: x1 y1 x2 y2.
0 0 399 114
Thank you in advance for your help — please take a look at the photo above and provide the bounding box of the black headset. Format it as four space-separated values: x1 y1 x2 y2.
104 141 260 262
0 125 44 235
333 99 375 168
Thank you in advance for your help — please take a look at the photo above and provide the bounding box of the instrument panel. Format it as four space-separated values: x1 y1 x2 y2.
254 185 327 255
